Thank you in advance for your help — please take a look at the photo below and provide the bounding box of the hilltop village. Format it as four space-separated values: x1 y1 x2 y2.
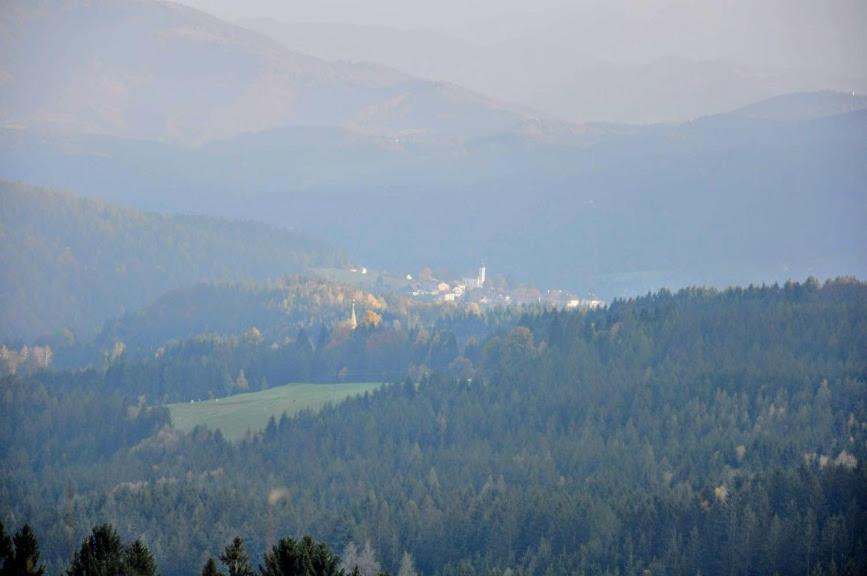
346 263 605 310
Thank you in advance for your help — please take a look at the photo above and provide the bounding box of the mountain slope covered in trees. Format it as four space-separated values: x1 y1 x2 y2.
1 279 864 574
0 181 343 341
46 275 513 374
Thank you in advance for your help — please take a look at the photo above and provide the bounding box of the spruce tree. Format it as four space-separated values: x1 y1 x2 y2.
67 524 125 576
2 525 45 576
337 542 358 576
397 552 417 576
295 328 314 355
0 522 12 567
338 541 380 576
201 558 223 576
124 540 157 576
219 538 254 576
261 535 341 576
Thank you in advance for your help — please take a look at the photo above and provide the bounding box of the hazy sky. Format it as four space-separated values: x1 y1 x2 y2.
176 0 867 72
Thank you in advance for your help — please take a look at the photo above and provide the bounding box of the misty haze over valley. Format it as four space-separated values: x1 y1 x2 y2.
0 1 865 575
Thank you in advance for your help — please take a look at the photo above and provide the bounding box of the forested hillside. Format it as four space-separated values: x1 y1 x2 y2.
41 283 517 401
0 181 343 341
1 279 864 575
85 278 447 362
43 275 519 374
2 3 864 576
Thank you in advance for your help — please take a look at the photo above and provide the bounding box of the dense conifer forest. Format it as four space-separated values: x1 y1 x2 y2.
0 181 343 341
3 3 865 575
1 279 864 575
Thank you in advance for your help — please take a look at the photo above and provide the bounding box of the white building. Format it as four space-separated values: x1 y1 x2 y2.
462 263 487 290
566 298 605 310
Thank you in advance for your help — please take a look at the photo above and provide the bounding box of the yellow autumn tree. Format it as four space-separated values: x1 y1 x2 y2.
364 310 382 328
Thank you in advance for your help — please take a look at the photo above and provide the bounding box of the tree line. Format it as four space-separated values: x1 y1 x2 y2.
0 522 404 576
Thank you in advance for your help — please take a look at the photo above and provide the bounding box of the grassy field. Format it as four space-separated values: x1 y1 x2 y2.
169 382 382 441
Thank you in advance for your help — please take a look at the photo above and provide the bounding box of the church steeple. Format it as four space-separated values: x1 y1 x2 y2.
349 300 358 330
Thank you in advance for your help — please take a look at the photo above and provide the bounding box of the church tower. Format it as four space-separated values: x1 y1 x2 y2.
349 300 358 330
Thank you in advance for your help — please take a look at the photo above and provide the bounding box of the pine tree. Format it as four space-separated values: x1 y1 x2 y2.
265 415 278 439
315 326 331 352
0 522 12 566
261 535 341 576
338 542 358 576
3 525 45 576
219 538 255 576
124 540 157 576
295 328 314 355
201 558 223 576
67 524 125 576
358 541 380 576
397 552 418 576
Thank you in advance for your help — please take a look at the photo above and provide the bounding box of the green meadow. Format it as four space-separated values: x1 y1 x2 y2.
169 382 382 441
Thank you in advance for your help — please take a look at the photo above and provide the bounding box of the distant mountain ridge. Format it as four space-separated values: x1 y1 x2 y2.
728 91 867 121
240 18 867 125
0 180 344 341
0 0 558 144
1 0 864 314
2 94 864 302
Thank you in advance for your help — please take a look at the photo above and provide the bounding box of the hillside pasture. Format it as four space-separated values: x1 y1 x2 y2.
169 382 382 440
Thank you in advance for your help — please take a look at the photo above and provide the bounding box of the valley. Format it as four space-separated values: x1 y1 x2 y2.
0 1 865 575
